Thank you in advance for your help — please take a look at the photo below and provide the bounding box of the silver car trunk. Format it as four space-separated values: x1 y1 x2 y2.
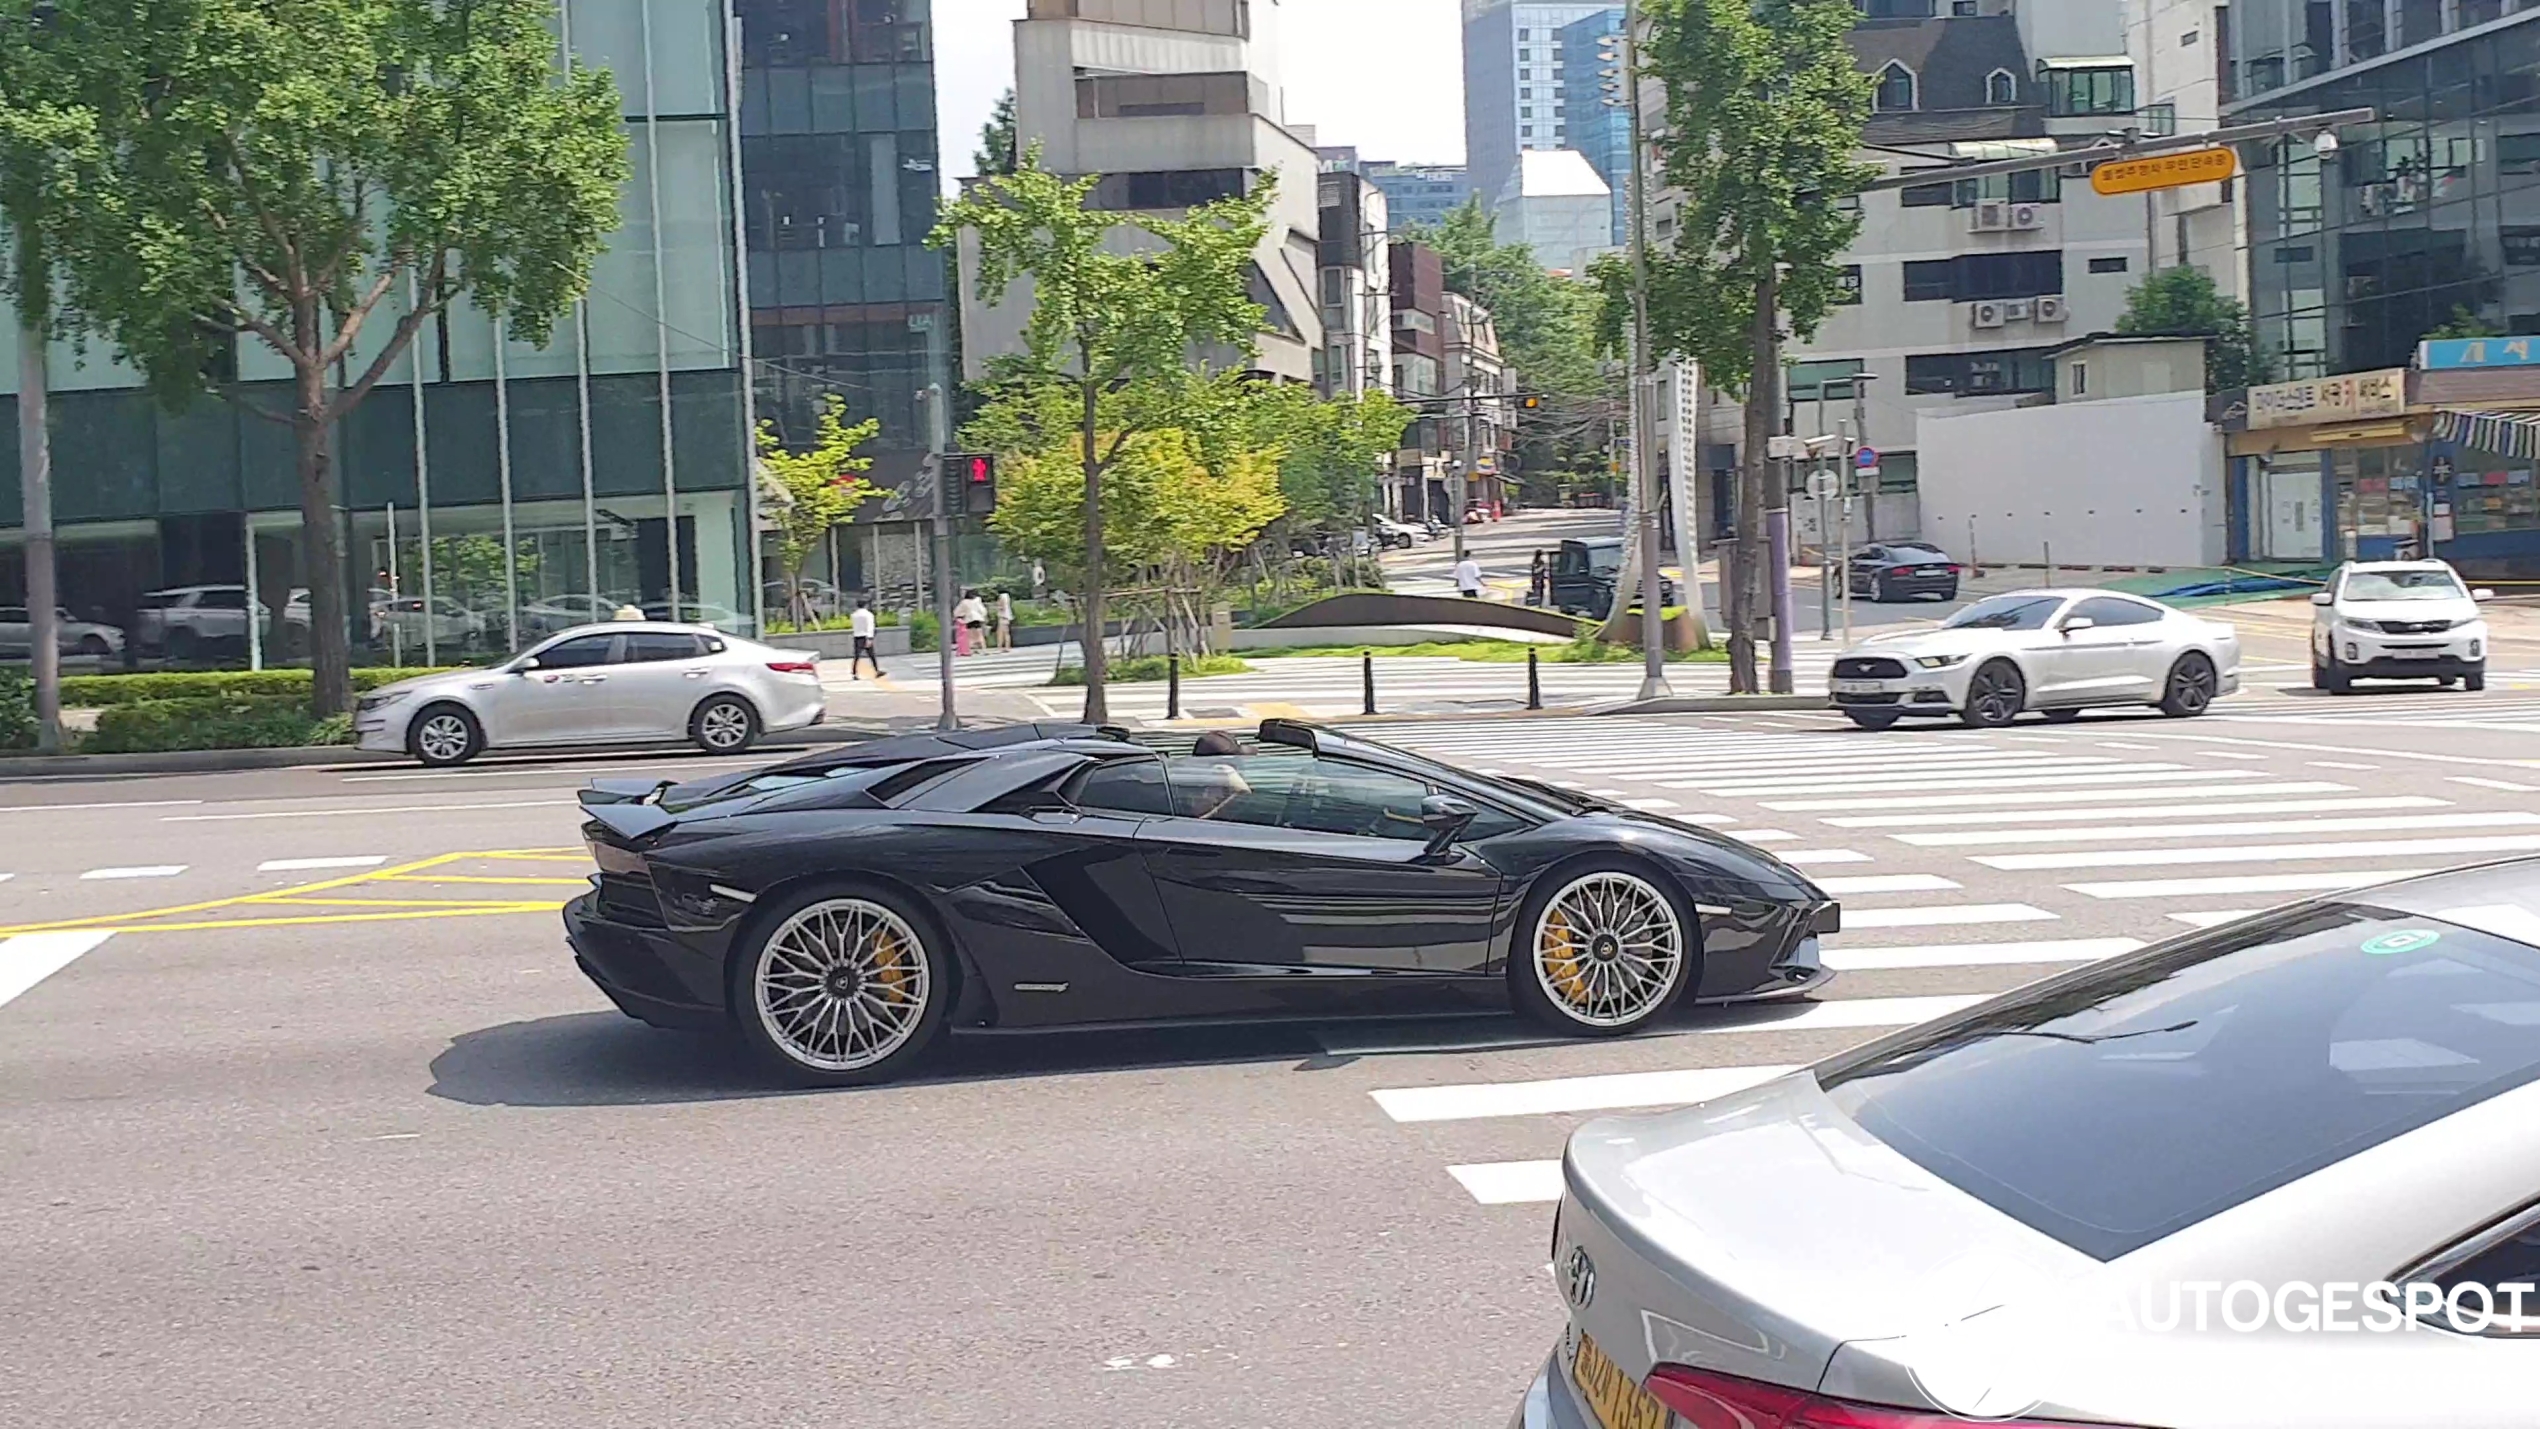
1555 1070 2099 1398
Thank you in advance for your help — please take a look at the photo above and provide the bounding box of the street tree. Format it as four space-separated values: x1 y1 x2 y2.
974 88 1018 178
930 149 1267 722
757 394 880 627
2116 264 2276 391
1639 0 1873 693
1413 198 1604 399
1223 381 1411 534
36 0 627 715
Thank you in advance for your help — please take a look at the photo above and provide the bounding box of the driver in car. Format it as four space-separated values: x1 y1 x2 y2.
1177 731 1252 821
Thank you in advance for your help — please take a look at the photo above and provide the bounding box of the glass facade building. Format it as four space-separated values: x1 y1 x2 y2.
1557 9 1629 246
0 0 757 670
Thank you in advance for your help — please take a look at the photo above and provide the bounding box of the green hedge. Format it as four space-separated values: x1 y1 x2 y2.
0 669 34 750
84 695 355 754
61 667 450 708
1047 653 1248 687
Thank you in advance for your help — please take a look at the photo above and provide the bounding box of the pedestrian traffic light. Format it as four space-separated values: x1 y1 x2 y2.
947 452 996 515
1519 394 1543 410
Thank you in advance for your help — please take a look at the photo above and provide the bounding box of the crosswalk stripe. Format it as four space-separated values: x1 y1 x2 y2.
1823 937 2141 971
1448 1160 1566 1205
2064 869 2437 899
1782 849 1873 865
80 865 186 880
1761 778 2342 812
0 930 117 1010
2451 776 2540 792
1673 766 2216 796
1979 834 2540 872
1899 811 2540 848
1372 1064 1797 1123
2168 910 2257 927
1820 795 2445 829
1844 903 2057 928
1813 874 1960 895
257 856 391 872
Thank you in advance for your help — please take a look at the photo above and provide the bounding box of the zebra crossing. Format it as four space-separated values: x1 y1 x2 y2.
1345 714 2540 1205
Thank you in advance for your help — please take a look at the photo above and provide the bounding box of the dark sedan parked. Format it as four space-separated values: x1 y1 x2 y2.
567 720 1838 1085
1848 542 1962 602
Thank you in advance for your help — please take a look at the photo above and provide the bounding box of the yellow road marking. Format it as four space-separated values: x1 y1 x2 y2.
378 875 592 887
0 847 598 936
98 906 567 935
258 895 560 910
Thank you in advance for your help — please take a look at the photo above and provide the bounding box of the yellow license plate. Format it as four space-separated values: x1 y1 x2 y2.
1570 1330 1673 1429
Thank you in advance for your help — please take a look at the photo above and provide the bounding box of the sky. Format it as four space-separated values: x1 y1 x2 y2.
933 0 1468 189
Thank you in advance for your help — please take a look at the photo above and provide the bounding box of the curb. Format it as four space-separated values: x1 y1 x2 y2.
1601 694 1831 714
0 722 888 782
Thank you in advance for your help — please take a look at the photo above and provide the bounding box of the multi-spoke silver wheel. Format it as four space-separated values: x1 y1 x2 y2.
752 898 932 1073
413 709 477 765
1532 871 1685 1029
696 698 754 750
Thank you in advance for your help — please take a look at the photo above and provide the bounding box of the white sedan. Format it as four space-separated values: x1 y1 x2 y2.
354 622 829 767
1829 588 2240 729
2312 559 2493 693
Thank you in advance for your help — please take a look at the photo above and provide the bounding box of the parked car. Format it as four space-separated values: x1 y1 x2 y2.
1548 536 1678 620
764 578 847 622
133 584 260 659
565 720 1840 1086
642 600 751 634
1830 589 2239 729
1516 860 2540 1429
522 593 626 637
2312 559 2492 693
369 595 487 647
353 622 825 767
1847 541 1963 602
1372 517 1429 549
0 607 124 659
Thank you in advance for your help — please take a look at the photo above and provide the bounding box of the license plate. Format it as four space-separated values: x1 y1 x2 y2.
1570 1331 1672 1429
1834 680 1886 694
2392 648 2441 659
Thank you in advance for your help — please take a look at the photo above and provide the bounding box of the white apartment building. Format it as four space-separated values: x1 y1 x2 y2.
2126 0 2243 295
1315 168 1394 399
957 0 1325 385
1445 291 1514 514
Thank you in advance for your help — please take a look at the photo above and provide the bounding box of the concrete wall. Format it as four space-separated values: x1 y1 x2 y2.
1916 390 2225 568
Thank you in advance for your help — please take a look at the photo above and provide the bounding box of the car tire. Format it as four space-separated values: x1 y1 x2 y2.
2310 653 2329 691
1844 710 1901 730
2158 652 2220 718
730 882 952 1088
1871 580 1892 604
1960 659 2026 728
1509 860 1695 1038
408 703 485 767
167 627 199 663
2323 650 2354 695
2466 667 2488 692
690 694 760 754
2042 707 2083 723
77 635 109 657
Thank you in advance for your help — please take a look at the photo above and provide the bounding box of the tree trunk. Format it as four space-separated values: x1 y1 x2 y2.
295 354 352 716
1078 378 1108 724
19 302 59 752
1731 267 1779 695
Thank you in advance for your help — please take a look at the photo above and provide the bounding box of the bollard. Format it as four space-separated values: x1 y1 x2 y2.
1167 653 1181 721
1362 651 1377 716
1527 647 1542 710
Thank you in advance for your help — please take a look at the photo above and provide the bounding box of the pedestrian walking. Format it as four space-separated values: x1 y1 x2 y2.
1030 559 1047 600
1527 549 1548 606
1453 554 1485 599
954 589 987 656
848 599 882 679
995 589 1015 650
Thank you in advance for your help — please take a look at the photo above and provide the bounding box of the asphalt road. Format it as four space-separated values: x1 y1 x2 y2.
11 691 2540 1426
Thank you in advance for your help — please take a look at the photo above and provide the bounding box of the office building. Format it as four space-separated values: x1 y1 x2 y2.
1361 161 1477 234
1557 8 1629 246
0 0 757 671
1494 148 1617 276
1462 0 1624 221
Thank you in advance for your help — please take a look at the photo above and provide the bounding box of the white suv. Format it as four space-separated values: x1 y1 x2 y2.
2311 559 2494 693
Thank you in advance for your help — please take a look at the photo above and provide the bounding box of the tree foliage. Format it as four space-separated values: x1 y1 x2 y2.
1411 197 1605 397
929 146 1268 719
757 395 880 622
2115 264 2276 390
26 0 628 714
974 88 1018 178
1220 381 1411 530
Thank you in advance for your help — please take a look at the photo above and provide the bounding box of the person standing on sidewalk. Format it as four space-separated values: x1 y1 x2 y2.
848 599 883 679
954 589 988 656
1454 553 1485 599
1527 549 1548 606
994 589 1015 650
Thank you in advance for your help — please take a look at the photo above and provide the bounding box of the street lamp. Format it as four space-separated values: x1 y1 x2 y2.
1601 2 1671 700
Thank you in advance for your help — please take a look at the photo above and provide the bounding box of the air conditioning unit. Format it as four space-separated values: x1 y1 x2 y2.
2004 298 2034 321
1971 199 2010 232
2034 295 2070 324
2009 202 2045 230
1971 300 2008 329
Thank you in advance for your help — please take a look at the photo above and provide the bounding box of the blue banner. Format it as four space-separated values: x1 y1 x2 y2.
2419 337 2540 370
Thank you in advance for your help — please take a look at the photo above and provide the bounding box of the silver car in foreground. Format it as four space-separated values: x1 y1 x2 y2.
1830 589 2240 730
1517 860 2540 1429
354 622 827 766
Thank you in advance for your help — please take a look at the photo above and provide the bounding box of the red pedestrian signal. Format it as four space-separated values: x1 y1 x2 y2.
946 452 996 514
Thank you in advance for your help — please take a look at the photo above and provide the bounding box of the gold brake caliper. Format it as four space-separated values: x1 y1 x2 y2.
1541 909 1590 1006
871 927 915 1004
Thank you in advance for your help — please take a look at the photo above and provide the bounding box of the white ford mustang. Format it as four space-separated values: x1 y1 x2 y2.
1828 588 2241 729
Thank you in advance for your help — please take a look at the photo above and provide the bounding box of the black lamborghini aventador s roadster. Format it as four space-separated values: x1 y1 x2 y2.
567 719 1840 1086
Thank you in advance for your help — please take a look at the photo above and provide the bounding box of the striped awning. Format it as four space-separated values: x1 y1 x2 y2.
2433 408 2540 461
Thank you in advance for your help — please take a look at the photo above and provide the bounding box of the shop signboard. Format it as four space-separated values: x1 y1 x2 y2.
2246 369 2408 429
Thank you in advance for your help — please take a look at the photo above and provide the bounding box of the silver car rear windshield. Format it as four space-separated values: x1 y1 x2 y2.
1819 902 2540 1261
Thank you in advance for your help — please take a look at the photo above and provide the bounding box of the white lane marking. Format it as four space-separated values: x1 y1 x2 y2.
2168 910 2257 927
164 799 574 822
2452 776 2540 792
1821 796 2443 829
1782 849 1873 865
0 930 117 1009
1900 811 2540 848
1450 1160 1566 1206
1372 1064 1797 1124
258 856 391 872
1621 798 1680 810
2065 869 2438 900
339 758 766 783
1844 903 2058 929
1762 778 2336 813
1813 874 1960 895
2135 730 2540 771
2309 761 2380 771
2195 750 2270 760
80 865 186 880
1703 994 1989 1032
1726 829 1797 843
1665 762 2172 796
1980 834 2540 872
2095 742 2158 751
1824 937 2141 971
0 799 204 813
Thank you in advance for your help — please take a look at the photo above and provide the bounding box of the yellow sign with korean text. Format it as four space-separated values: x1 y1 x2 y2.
2090 147 2240 196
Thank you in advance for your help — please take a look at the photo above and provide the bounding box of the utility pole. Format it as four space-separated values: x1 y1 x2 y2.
1613 0 1670 699
921 377 957 733
17 248 58 753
